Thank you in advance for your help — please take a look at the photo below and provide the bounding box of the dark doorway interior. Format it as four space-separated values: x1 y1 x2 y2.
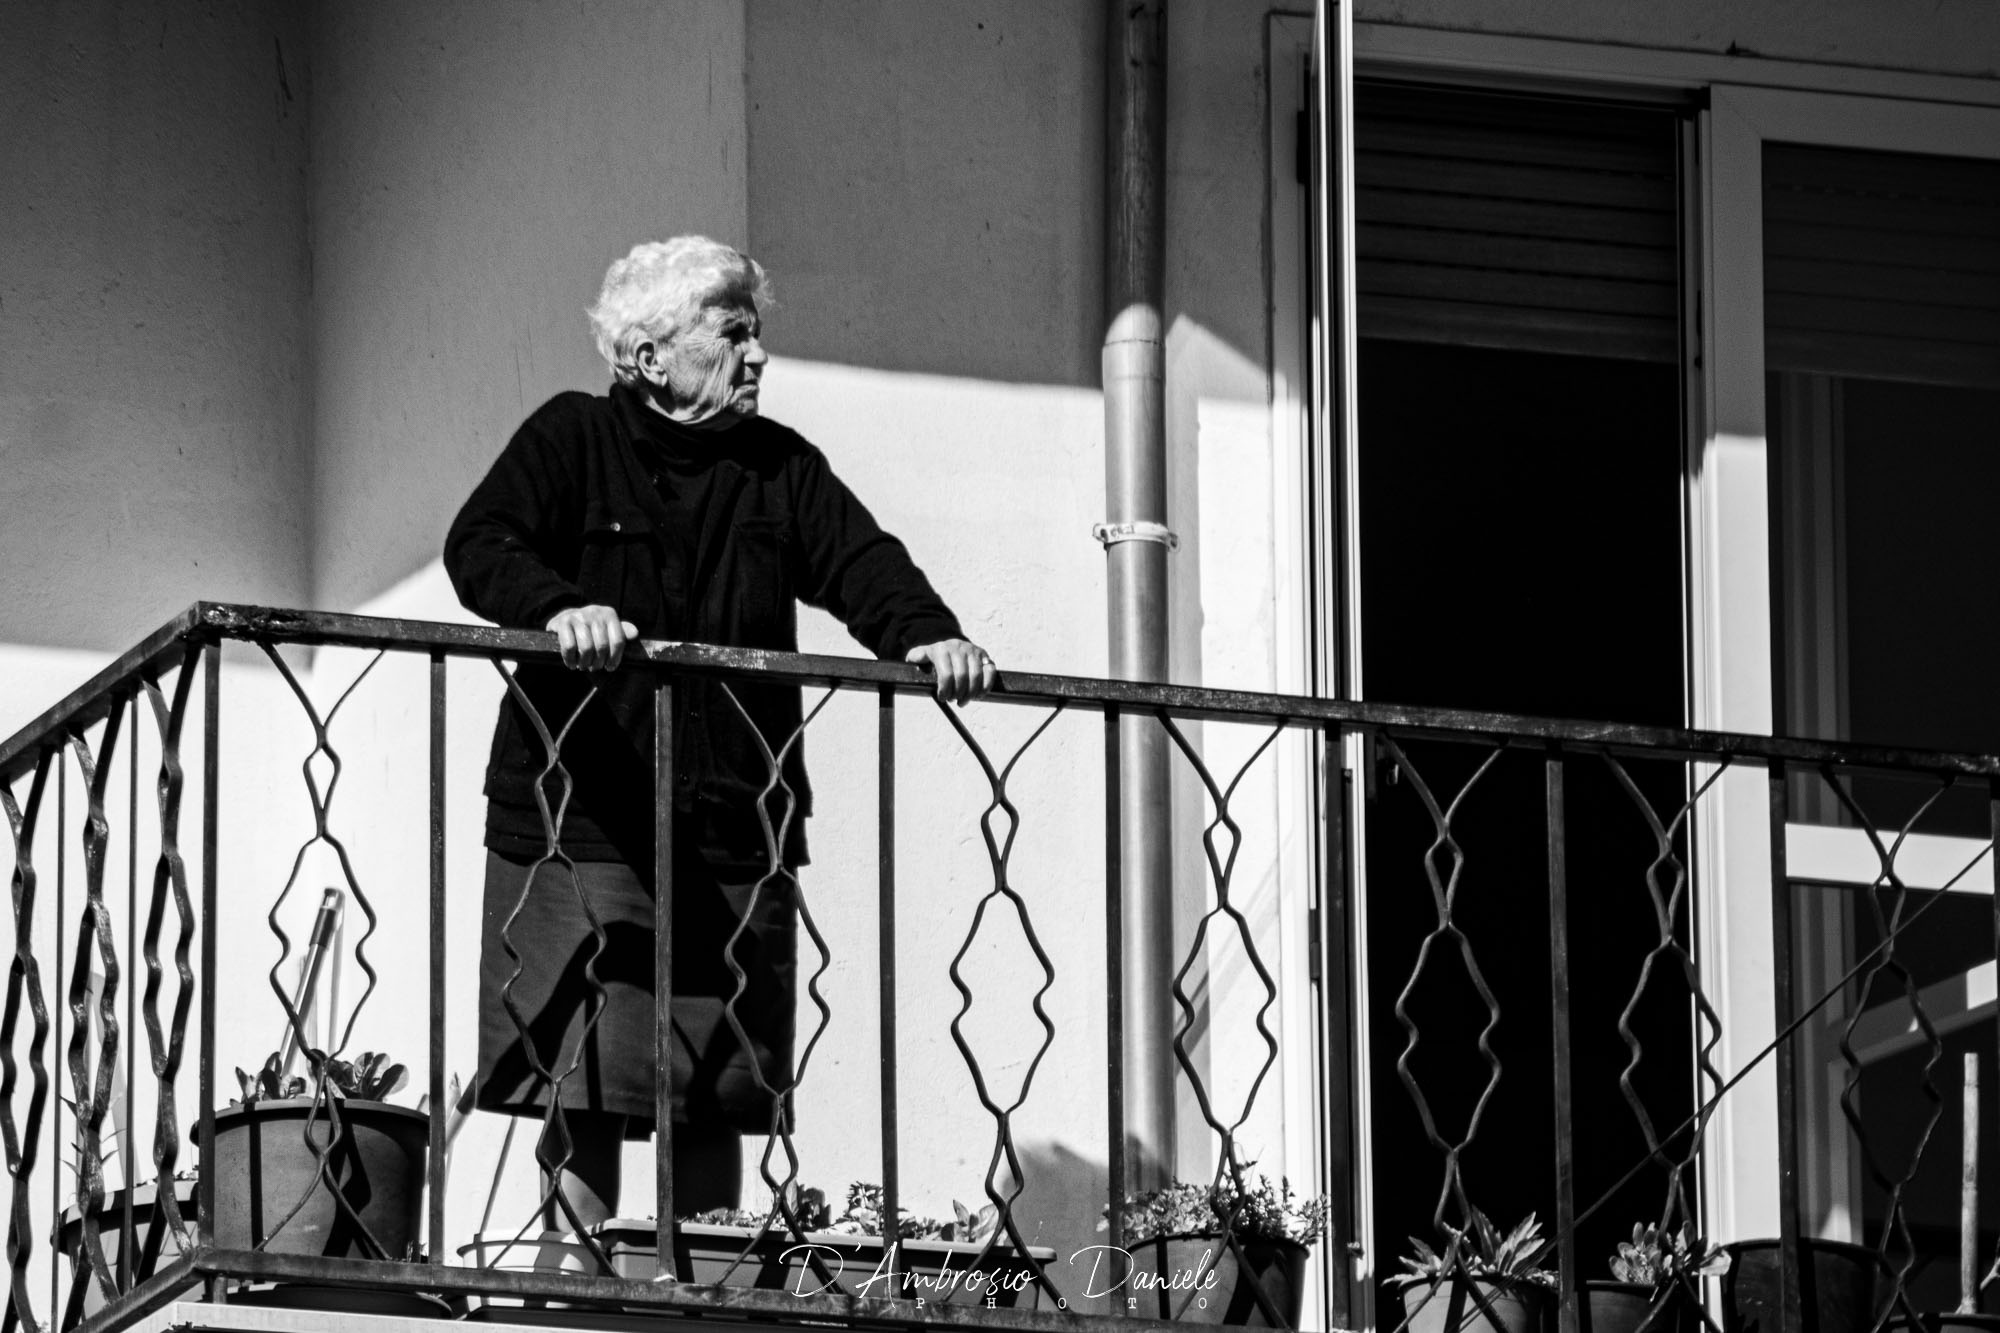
1356 338 1690 1298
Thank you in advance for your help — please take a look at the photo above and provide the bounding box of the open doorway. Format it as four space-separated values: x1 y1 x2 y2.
1358 337 1690 1293
1342 81 1694 1301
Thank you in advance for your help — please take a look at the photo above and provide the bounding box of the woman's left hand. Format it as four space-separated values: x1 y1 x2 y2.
905 639 998 705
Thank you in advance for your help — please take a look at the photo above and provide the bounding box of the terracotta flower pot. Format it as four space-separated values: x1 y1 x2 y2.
1720 1239 1884 1333
1401 1277 1550 1333
204 1097 428 1260
1580 1280 1699 1333
1117 1235 1310 1326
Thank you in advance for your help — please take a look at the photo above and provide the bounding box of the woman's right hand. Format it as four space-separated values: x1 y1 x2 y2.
546 605 640 671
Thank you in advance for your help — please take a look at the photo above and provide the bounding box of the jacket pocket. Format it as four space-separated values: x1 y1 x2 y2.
581 502 655 539
724 516 794 644
578 503 661 626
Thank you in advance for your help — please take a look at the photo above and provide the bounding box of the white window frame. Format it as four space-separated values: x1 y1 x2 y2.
1274 19 2000 1324
1696 82 2000 1242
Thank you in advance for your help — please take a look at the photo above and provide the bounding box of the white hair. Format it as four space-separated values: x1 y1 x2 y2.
587 237 771 383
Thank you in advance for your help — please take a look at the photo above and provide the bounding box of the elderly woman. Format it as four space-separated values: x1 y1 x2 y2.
444 236 994 1227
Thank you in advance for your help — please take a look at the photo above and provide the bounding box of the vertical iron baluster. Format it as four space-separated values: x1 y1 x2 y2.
1378 734 1509 1242
427 653 447 1267
1822 770 1950 1323
65 704 127 1309
52 757 64 1321
121 696 137 1292
197 643 219 1301
1103 706 1125 1289
487 664 615 1269
1547 747 1577 1333
929 697 1067 1305
252 644 398 1259
877 686 901 1297
2 752 53 1333
707 682 840 1296
1768 762 1802 1333
653 680 675 1273
139 657 198 1250
1154 715 1289 1325
1320 724 1354 1328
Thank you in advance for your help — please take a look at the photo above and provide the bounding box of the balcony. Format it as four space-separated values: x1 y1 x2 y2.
2 604 1997 1333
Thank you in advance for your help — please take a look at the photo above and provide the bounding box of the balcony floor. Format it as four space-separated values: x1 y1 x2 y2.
131 1300 820 1333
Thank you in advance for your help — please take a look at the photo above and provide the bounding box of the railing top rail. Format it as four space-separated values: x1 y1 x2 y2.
4 601 1999 786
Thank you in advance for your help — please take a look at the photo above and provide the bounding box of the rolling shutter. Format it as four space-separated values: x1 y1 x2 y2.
1355 82 1682 363
1764 143 2000 390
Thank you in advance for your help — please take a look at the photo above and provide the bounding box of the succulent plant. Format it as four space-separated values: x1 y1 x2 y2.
1391 1208 1557 1292
233 1050 407 1106
1610 1222 1730 1287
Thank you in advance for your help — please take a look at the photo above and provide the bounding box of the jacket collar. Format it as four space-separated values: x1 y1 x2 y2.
610 380 757 454
607 382 751 619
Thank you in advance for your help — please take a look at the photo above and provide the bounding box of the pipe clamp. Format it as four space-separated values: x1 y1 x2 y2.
1092 521 1180 552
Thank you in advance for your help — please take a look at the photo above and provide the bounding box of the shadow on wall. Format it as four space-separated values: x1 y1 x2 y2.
1011 1137 1117 1316
745 0 1106 391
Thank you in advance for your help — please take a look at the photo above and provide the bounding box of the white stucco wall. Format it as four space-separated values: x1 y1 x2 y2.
307 0 750 614
0 0 312 731
0 7 320 1291
744 0 1119 1295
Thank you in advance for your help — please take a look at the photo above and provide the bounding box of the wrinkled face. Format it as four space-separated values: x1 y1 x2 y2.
653 301 766 424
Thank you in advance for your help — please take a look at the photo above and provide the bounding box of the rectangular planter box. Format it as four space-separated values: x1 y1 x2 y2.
56 1179 199 1328
588 1218 1056 1309
454 1229 604 1312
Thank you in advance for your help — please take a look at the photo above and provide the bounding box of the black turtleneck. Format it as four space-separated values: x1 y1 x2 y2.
619 386 731 636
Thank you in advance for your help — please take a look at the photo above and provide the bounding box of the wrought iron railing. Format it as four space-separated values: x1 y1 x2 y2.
0 603 1995 1333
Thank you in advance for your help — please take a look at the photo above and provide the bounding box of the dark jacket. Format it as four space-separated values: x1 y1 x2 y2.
444 384 964 866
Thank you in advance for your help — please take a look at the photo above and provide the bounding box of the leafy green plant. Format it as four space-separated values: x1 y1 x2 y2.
1390 1209 1557 1292
233 1051 407 1106
685 1182 832 1231
827 1182 939 1239
936 1197 1001 1246
1101 1173 1331 1248
1610 1223 1730 1287
681 1181 998 1244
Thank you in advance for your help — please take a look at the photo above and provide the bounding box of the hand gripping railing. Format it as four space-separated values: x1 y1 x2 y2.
0 602 1996 1333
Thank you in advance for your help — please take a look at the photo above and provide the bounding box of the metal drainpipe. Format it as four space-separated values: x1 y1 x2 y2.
1098 0 1175 1194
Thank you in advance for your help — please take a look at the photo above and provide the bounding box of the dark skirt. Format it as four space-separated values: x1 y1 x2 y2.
474 844 799 1136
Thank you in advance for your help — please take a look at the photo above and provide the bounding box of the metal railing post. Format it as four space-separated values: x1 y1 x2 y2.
427 652 447 1267
653 680 676 1274
1768 762 1803 1333
1320 723 1356 1327
122 694 137 1292
1547 747 1578 1333
197 640 221 1302
878 685 902 1297
1103 705 1127 1300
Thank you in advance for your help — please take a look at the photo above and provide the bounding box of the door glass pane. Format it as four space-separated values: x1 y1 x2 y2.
1769 143 2000 1300
1769 143 2000 834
